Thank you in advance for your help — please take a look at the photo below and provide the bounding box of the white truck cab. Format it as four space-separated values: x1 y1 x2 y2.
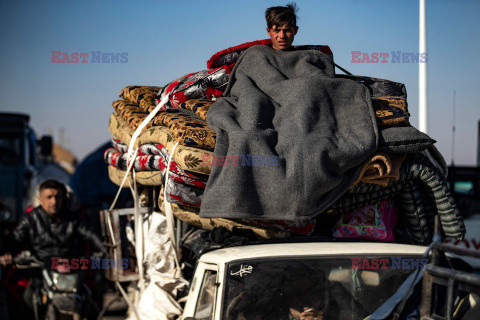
181 242 427 320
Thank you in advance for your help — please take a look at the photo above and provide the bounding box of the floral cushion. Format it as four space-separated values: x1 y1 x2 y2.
332 199 398 242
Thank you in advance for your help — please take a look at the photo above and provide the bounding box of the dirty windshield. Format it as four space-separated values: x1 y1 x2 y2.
223 256 422 320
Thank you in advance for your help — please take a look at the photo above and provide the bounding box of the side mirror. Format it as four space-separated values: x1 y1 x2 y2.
37 135 53 156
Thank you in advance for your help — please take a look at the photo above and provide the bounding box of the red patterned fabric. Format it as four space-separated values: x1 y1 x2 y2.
105 139 208 189
206 87 224 100
207 39 273 69
156 67 228 110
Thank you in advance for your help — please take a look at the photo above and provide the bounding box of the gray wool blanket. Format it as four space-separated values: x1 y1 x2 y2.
199 45 379 221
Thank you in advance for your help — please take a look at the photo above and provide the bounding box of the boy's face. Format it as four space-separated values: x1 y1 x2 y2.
267 24 298 50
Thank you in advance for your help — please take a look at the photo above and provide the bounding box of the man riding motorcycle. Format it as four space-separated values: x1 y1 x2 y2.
0 179 105 317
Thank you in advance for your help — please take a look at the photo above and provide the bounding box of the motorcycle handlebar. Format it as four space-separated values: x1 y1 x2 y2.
10 254 104 270
13 255 44 269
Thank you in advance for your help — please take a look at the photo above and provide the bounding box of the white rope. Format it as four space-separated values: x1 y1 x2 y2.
109 148 139 211
115 281 140 320
110 92 170 211
126 93 171 165
132 170 146 294
107 149 138 285
106 93 171 316
164 141 181 270
106 214 117 247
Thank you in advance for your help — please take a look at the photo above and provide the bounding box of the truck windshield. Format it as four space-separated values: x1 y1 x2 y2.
223 255 424 320
0 133 21 165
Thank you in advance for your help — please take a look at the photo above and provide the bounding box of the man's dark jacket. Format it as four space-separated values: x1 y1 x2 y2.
11 206 105 262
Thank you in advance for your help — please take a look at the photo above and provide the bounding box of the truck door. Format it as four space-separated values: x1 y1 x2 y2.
183 263 218 320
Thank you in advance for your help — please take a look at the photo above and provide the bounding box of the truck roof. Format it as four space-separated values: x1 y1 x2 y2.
0 112 30 132
198 242 428 265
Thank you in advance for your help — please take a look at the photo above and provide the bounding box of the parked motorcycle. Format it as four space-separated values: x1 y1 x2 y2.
13 252 97 320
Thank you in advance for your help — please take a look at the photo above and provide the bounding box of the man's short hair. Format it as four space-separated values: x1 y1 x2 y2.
39 179 66 196
265 2 299 29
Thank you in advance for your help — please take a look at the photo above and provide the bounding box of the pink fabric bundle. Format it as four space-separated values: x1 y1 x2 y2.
332 199 398 242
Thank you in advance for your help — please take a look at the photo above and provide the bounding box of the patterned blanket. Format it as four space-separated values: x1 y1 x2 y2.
372 96 409 127
119 85 161 113
104 139 208 189
112 100 216 151
109 112 212 175
119 86 214 120
179 99 214 120
108 165 203 208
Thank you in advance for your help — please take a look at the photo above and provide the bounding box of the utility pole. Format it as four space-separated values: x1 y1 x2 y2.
451 91 456 166
419 0 428 133
477 120 480 167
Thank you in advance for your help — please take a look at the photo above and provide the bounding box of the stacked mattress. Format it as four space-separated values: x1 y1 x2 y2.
105 39 465 244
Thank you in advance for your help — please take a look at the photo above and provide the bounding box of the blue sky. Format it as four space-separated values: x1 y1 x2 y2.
1 0 479 165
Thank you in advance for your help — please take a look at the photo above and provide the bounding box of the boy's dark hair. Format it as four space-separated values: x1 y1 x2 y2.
39 179 66 197
265 2 299 29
